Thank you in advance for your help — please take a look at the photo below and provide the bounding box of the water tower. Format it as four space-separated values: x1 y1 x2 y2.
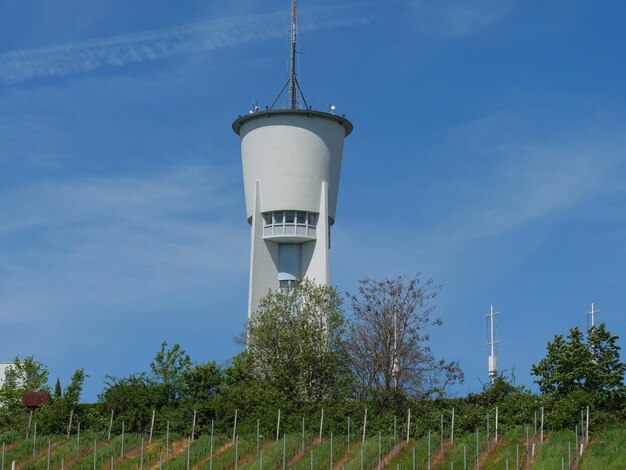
232 1 353 319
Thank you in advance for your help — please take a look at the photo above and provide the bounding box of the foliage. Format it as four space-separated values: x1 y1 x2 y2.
531 324 626 416
54 378 62 398
151 341 192 405
347 275 463 403
246 278 352 404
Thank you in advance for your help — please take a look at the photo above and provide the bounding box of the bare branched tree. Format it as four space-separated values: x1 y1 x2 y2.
347 275 463 402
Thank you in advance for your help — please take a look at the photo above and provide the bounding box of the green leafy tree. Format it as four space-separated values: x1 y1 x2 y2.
245 278 352 404
0 356 49 428
150 341 192 405
532 324 626 414
40 369 86 433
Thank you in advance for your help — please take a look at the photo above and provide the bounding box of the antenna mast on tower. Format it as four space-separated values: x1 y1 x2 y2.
486 305 500 384
289 0 297 109
586 303 600 330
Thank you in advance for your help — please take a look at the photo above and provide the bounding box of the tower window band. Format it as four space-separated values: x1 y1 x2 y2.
263 210 318 238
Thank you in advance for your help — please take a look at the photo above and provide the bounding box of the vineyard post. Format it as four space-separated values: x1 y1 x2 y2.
235 436 239 470
575 426 578 460
121 421 125 458
568 442 571 469
347 416 351 451
540 407 544 443
32 422 37 457
585 406 590 444
110 456 113 470
108 410 114 441
486 411 490 450
210 420 214 470
62 457 64 470
360 447 363 470
362 409 367 444
475 429 479 470
186 437 191 470
47 439 51 470
231 410 237 444
319 409 324 442
256 419 260 457
166 421 170 458
412 446 415 470
149 409 155 443
440 414 443 453
463 445 466 470
302 417 305 455
378 432 381 468
277 409 281 442
93 437 97 470
282 434 286 470
407 409 411 443
1 441 4 470
580 410 584 443
159 455 162 470
140 437 144 470
192 409 197 442
311 450 314 470
534 412 537 438
427 430 431 470
26 410 33 439
260 449 263 470
329 433 333 470
450 408 455 445
10 462 14 470
394 415 397 446
67 409 74 438
495 406 499 444
516 443 519 470
77 422 81 458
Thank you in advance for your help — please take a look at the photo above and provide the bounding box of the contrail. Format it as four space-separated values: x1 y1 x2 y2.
0 6 370 85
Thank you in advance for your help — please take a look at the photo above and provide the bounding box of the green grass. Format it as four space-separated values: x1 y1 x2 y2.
531 430 577 470
340 434 395 470
481 427 530 470
579 428 626 470
194 436 256 470
240 433 313 470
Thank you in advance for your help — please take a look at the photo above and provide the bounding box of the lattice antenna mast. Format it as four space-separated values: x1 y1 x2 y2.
486 305 500 384
289 0 297 109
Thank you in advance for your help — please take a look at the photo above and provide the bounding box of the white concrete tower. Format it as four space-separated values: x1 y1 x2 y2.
232 2 353 319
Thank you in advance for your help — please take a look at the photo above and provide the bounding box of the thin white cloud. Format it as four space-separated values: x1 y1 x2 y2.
410 0 513 37
0 6 371 85
0 165 247 324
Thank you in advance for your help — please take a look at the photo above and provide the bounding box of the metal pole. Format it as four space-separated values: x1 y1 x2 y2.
186 437 191 470
495 406 499 444
463 445 466 470
427 431 431 470
26 410 33 439
93 438 97 470
283 434 286 470
166 421 170 458
192 410 197 442
412 447 416 470
362 408 367 444
260 449 263 470
476 429 479 470
319 409 324 442
303 417 306 455
235 436 239 470
516 443 519 470
1 441 4 470
407 410 411 443
277 409 281 442
329 433 333 470
232 410 237 444
451 408 455 444
347 416 351 451
378 432 381 468
540 407 544 443
440 414 444 453
210 420 214 470
121 421 125 458
256 419 260 457
67 409 74 438
586 406 590 444
149 409 156 443
360 447 363 470
140 437 144 470
77 422 81 458
568 442 571 469
33 422 37 458
108 410 114 441
394 415 397 446
47 439 51 470
311 450 314 470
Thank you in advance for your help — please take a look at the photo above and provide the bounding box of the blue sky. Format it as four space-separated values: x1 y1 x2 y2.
1 0 626 402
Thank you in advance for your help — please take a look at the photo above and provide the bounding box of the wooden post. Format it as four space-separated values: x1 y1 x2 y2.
108 410 114 441
67 409 74 438
149 409 155 444
319 409 324 442
362 408 367 444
